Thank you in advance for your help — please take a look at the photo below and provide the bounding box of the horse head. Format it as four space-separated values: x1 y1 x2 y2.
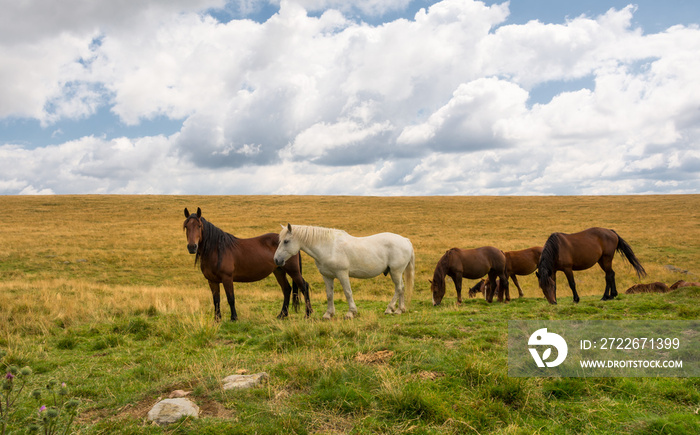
430 252 450 306
469 279 487 298
536 270 557 304
274 223 300 267
183 207 203 254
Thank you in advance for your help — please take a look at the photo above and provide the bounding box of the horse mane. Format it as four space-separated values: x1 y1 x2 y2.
197 217 238 268
282 225 346 247
538 233 561 288
432 249 453 288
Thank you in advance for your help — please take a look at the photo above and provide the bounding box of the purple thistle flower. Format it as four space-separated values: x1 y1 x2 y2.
5 372 13 379
39 405 47 413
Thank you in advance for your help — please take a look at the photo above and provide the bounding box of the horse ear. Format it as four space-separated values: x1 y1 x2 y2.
428 279 433 284
287 223 292 233
196 207 202 218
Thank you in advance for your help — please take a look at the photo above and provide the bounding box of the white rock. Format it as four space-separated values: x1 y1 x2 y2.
222 372 269 390
147 398 199 425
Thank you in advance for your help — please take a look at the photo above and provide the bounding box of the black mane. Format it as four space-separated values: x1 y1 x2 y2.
196 217 238 269
432 250 452 289
538 232 561 288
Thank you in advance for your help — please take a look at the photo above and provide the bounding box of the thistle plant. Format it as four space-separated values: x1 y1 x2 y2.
1 350 79 435
27 380 80 435
1 349 33 435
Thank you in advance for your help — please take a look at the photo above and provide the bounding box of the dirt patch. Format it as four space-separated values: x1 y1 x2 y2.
354 350 394 364
416 371 444 381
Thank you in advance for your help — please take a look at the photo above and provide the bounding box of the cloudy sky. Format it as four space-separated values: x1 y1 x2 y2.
1 0 699 195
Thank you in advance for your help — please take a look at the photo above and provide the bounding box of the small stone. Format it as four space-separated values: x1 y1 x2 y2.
222 372 269 390
147 398 199 426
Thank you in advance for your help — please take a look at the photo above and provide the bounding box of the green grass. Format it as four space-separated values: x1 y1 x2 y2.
1 195 699 434
2 294 699 434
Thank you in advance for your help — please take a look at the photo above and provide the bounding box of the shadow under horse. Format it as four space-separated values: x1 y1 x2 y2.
430 246 510 305
183 207 312 321
536 227 646 304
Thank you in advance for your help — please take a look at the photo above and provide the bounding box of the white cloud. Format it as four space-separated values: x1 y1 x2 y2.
1 0 699 195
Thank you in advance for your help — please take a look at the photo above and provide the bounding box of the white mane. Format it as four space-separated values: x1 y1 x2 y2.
282 224 346 247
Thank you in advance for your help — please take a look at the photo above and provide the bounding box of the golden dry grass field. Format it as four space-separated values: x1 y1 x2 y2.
2 195 697 306
0 195 698 434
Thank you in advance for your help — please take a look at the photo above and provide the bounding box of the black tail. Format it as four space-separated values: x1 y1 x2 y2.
292 255 302 313
538 233 561 288
612 230 647 278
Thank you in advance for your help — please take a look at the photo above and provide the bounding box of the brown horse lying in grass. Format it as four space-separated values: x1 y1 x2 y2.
430 247 509 305
624 282 670 294
537 227 646 304
183 207 312 321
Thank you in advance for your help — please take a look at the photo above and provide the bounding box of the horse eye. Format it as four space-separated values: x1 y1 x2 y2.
283 240 289 244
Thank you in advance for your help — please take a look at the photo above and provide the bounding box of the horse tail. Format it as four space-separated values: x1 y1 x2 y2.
404 248 415 308
538 232 561 288
291 254 302 312
611 230 647 278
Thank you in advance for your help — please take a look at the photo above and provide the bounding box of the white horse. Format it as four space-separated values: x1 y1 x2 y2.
274 224 415 319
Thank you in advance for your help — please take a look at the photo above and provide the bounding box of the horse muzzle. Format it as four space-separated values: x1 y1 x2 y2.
187 243 198 254
274 257 286 267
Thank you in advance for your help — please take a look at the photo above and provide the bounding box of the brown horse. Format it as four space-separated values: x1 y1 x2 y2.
183 207 312 321
537 227 646 304
430 247 509 305
504 246 543 298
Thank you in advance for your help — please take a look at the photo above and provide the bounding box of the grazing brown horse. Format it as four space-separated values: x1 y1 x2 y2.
430 247 509 305
504 246 543 298
537 227 646 304
183 207 312 321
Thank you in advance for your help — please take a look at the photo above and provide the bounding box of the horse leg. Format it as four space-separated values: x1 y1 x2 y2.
487 271 502 303
208 281 222 322
511 274 524 298
563 269 579 303
272 269 292 319
385 271 404 314
302 280 312 317
609 270 618 298
453 273 463 304
222 280 237 321
601 270 616 300
337 273 358 319
500 274 511 302
598 257 616 301
322 276 336 320
288 270 313 318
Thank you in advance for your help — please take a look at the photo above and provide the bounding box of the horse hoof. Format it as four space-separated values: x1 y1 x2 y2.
384 308 395 315
344 312 356 319
322 312 334 320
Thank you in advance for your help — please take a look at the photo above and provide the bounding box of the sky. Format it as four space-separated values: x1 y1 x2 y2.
1 0 699 195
